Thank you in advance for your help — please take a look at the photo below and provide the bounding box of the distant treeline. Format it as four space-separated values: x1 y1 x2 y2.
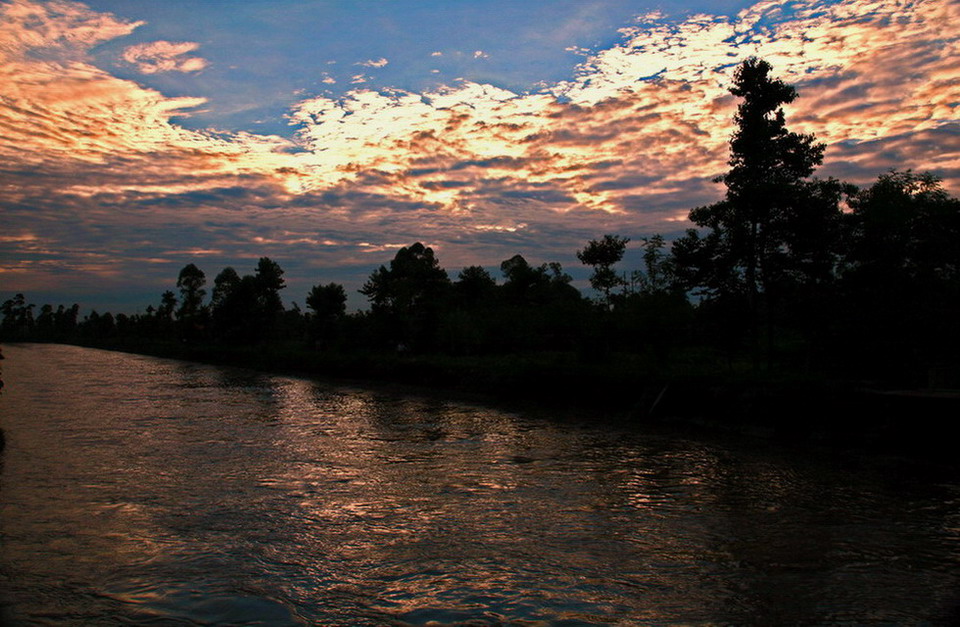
3 59 959 389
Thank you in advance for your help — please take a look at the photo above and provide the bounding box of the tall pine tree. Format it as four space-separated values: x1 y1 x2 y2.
674 58 836 366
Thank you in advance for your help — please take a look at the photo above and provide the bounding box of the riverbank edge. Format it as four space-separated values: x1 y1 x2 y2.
10 339 959 457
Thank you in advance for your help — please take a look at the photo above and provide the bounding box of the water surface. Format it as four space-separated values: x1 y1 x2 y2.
1 343 959 624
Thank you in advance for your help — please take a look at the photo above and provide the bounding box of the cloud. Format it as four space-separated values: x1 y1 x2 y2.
358 57 388 68
122 40 208 74
0 0 142 57
0 0 299 294
2 0 958 308
286 0 958 216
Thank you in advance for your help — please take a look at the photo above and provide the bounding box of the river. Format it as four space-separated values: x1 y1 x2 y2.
1 343 958 625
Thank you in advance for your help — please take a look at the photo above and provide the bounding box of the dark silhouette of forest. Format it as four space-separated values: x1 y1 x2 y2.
3 59 960 407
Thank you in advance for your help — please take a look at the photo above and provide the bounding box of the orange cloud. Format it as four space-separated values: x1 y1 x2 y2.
1 0 958 304
0 2 297 201
279 0 958 221
0 0 141 57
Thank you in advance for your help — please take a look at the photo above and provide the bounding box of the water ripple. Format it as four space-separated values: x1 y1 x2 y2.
1 344 959 625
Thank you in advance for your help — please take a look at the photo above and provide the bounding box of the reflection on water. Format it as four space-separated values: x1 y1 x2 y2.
1 343 959 625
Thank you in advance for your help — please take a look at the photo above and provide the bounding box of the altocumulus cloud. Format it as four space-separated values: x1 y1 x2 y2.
285 0 958 231
358 57 389 68
122 40 208 74
0 0 958 306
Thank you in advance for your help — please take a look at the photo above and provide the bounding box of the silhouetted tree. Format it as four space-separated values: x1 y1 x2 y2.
578 234 630 308
674 57 831 367
83 310 116 338
454 266 497 306
360 243 450 350
176 264 206 320
55 304 79 339
208 260 286 343
215 275 259 341
210 267 241 339
157 290 177 322
254 257 286 323
631 235 679 296
1 294 34 340
500 255 579 306
497 255 584 351
306 282 347 320
361 243 448 312
436 266 500 355
35 304 55 340
211 267 241 311
277 301 306 342
176 263 207 340
844 170 960 285
115 313 132 337
839 170 960 383
498 254 535 302
306 282 347 347
575 235 689 364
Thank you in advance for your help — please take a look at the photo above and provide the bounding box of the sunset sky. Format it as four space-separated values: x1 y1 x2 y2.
1 0 957 313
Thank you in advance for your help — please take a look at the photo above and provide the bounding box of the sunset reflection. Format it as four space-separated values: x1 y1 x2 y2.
2 344 960 623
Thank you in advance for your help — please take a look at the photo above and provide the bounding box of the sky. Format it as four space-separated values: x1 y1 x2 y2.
1 0 958 313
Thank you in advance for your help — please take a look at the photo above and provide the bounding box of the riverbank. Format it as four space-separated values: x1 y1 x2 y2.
14 337 948 459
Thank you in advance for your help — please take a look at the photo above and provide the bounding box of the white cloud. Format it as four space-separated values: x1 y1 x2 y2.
358 57 388 68
122 40 208 74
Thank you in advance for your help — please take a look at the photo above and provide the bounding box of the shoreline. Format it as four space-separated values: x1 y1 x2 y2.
6 339 959 460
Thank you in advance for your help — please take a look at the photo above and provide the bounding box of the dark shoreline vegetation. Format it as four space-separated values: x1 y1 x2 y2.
3 59 959 454
11 338 960 458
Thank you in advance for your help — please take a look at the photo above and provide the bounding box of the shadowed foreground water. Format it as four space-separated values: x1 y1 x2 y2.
1 343 959 625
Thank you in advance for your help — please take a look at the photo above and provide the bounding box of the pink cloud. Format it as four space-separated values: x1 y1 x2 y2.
122 40 208 74
358 57 388 68
0 0 141 58
1 0 958 306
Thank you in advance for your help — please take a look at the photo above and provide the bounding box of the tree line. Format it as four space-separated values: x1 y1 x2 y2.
3 59 959 387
